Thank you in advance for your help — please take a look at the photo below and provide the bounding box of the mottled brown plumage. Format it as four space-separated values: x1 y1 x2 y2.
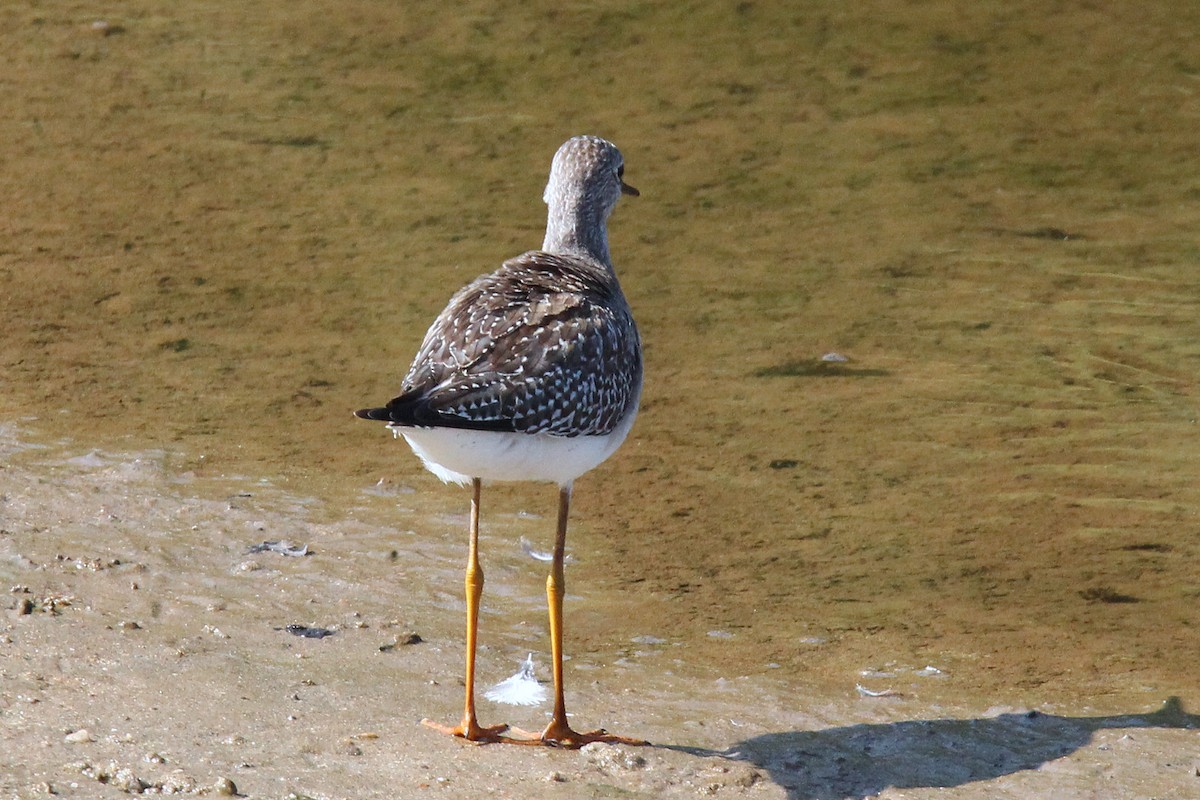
356 135 641 446
354 135 644 748
359 250 640 437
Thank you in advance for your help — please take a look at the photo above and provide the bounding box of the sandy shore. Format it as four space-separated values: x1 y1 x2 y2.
3 426 1197 799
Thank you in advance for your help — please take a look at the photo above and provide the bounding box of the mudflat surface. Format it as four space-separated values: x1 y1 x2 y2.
2 429 1198 799
2 2 1199 798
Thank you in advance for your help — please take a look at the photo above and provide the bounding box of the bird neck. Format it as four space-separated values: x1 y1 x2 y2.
542 196 612 266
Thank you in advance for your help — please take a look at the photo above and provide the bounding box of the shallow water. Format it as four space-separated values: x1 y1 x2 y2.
3 426 1198 798
2 0 1198 748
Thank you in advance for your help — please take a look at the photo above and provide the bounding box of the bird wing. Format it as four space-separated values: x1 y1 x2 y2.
363 252 640 436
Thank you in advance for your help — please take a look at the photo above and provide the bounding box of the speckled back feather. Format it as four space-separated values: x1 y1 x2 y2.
360 251 640 436
356 134 640 439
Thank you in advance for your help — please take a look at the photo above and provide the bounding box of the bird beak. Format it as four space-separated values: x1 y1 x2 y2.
621 180 640 197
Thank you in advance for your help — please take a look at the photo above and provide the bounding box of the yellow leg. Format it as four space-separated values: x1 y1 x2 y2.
535 485 647 749
422 478 508 743
544 485 571 735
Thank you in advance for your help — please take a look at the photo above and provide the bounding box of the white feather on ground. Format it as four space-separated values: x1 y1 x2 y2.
485 653 548 706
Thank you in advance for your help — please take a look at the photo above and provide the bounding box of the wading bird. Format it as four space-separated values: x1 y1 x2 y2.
356 135 643 748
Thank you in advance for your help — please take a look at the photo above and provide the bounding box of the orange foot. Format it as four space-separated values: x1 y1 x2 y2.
507 720 649 749
421 717 510 744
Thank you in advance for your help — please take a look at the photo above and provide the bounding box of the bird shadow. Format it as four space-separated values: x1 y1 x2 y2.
659 697 1196 799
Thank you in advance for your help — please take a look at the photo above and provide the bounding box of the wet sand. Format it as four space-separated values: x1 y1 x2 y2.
2 1 1199 797
3 427 1198 798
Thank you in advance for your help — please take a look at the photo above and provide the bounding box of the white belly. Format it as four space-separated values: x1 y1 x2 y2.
396 403 638 487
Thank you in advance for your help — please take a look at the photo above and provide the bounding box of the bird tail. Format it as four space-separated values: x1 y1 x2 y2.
354 407 396 422
355 394 516 432
355 391 429 425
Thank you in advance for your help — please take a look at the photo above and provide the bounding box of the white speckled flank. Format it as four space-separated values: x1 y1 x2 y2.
356 135 642 488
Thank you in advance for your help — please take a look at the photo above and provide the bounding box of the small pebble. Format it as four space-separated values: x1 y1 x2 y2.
107 768 147 794
212 777 238 796
284 624 334 639
64 729 93 744
544 771 567 783
247 540 308 557
399 632 422 645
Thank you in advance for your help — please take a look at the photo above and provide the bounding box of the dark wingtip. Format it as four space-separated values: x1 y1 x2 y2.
356 397 518 433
